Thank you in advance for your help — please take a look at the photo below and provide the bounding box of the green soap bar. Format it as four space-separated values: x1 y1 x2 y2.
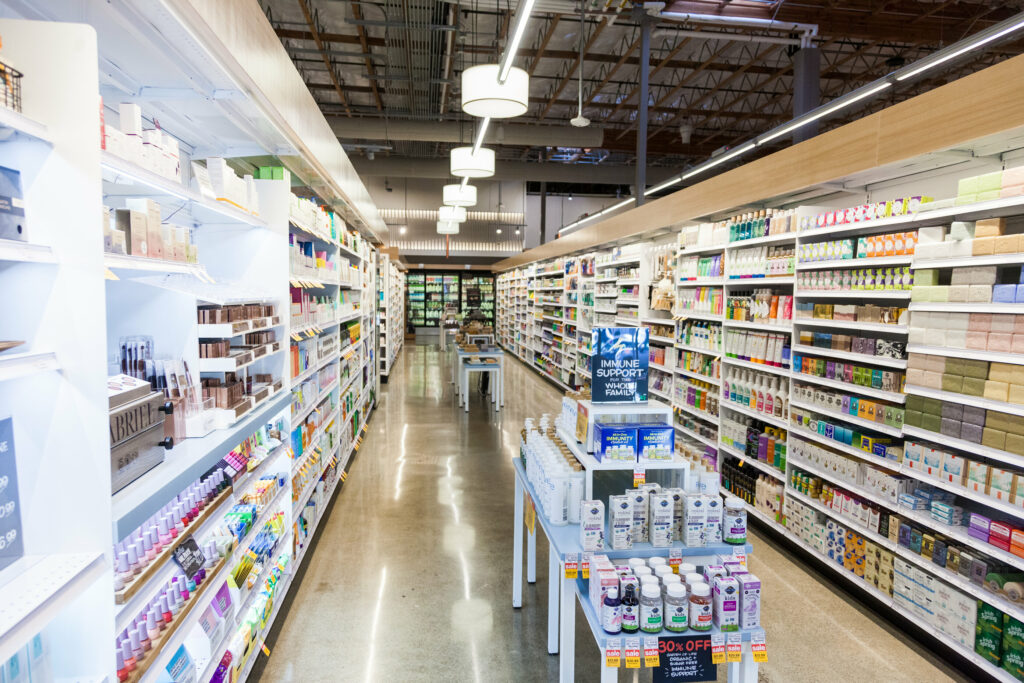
915 269 940 286
942 374 965 394
922 397 944 415
963 359 991 379
906 394 925 412
962 376 987 397
978 171 1004 192
959 176 980 195
904 410 923 428
983 427 1007 451
945 357 966 376
1006 433 1024 457
921 413 942 433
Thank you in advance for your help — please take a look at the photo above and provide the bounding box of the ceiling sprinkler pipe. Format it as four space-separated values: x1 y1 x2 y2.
661 10 818 45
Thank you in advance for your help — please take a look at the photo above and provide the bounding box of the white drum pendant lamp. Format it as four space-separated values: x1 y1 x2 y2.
450 146 495 179
461 64 529 118
443 183 477 207
436 220 460 235
438 205 467 223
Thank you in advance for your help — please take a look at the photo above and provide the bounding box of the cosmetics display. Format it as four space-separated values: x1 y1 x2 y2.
103 103 182 183
799 195 933 231
678 253 724 280
722 369 788 421
677 320 722 352
677 348 720 380
676 286 723 317
720 415 787 474
792 352 905 394
796 329 906 361
725 289 793 326
904 392 1024 455
797 230 918 262
796 266 914 292
954 167 1024 205
713 208 800 243
724 329 791 368
791 380 905 429
103 199 197 262
674 377 719 421
678 222 727 251
794 302 907 327
726 245 795 279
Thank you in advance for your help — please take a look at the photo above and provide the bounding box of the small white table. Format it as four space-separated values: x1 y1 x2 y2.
455 347 504 412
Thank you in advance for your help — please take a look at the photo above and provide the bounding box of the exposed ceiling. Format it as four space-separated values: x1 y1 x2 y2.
260 0 1023 252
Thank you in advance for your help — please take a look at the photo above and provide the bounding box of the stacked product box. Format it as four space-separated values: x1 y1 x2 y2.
593 420 675 462
904 393 1024 456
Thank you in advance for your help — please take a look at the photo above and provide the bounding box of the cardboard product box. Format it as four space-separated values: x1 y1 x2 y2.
115 209 148 257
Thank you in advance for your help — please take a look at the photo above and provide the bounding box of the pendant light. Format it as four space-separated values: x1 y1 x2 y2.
443 183 477 207
438 205 467 223
569 2 590 128
461 63 529 118
451 146 495 178
436 220 460 235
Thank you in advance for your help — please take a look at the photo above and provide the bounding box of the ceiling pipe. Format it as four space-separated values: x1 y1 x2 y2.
660 11 819 47
330 118 604 147
351 157 678 184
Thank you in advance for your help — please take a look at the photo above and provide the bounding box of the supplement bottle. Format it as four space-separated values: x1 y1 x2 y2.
689 582 713 632
620 584 640 634
602 587 622 634
684 572 704 592
640 584 664 633
724 497 748 545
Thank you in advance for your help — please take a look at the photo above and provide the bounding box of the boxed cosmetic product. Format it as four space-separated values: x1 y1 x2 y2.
108 374 172 493
115 208 149 257
649 492 674 547
682 493 707 547
713 576 740 631
0 166 26 242
705 495 723 544
630 488 650 544
579 500 605 551
608 494 633 550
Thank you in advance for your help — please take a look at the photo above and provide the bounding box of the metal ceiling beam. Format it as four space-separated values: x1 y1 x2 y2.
536 17 609 120
583 36 641 110
350 157 681 184
295 0 351 116
603 36 691 121
529 14 563 76
328 117 604 147
350 0 383 111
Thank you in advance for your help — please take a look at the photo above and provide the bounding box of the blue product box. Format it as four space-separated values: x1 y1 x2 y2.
594 421 638 462
792 354 803 373
818 420 827 436
824 422 835 440
1019 266 1024 284
993 284 1017 303
637 423 674 461
839 426 853 445
1017 284 1024 303
850 397 859 417
872 442 888 458
898 523 912 547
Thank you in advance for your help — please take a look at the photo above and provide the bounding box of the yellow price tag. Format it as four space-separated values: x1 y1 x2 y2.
564 553 578 579
581 553 591 579
624 638 641 669
711 634 726 664
751 632 767 662
604 639 621 668
633 466 645 487
726 633 742 663
524 493 536 535
643 637 660 667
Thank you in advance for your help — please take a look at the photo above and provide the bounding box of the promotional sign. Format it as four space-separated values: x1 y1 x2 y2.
171 535 206 580
652 634 715 682
0 417 24 572
592 327 649 403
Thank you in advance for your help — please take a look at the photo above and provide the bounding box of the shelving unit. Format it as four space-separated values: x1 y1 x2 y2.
377 254 405 378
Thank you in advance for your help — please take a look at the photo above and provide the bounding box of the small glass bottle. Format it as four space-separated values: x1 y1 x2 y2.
621 584 640 634
602 587 622 634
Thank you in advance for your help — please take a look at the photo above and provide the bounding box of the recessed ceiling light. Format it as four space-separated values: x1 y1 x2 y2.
496 229 503 234
399 227 406 235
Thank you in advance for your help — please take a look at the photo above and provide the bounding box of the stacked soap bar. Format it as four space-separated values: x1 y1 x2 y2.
907 354 1024 405
791 380 905 429
955 167 1024 204
790 403 902 458
912 264 1024 305
796 302 907 326
797 330 906 360
909 311 1024 353
904 439 1024 509
915 219 1024 261
797 266 913 292
792 353 905 393
904 394 1024 455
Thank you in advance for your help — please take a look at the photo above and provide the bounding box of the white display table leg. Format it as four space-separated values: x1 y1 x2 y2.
548 544 560 654
600 665 618 683
558 566 576 682
513 475 524 608
527 524 536 583
735 646 758 683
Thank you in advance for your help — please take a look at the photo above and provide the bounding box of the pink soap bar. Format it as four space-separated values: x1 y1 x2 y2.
1001 184 1024 199
989 332 1013 352
1013 334 1024 354
923 370 944 389
992 314 1016 333
967 331 989 350
1003 166 1024 185
907 368 926 385
1016 316 1024 334
970 313 993 331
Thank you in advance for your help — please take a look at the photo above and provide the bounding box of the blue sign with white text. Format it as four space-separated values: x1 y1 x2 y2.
592 327 649 403
0 417 23 572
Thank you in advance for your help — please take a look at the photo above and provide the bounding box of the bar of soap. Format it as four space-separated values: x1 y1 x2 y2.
1011 365 1024 386
962 376 986 397
966 331 989 350
990 363 1015 383
983 427 1006 450
972 237 996 255
949 240 973 258
969 313 993 331
941 374 964 393
994 285 1017 303
995 235 1021 254
960 421 984 444
946 330 967 348
908 327 928 345
984 379 1010 402
921 413 942 433
1016 284 1024 304
908 354 928 370
991 314 1016 333
1006 433 1024 457
963 359 990 379
1001 184 1024 199
924 354 946 373
904 409 922 427
1014 334 1024 354
948 285 970 302
989 333 1013 352
1009 384 1024 406
915 269 940 286
941 402 964 421
906 368 926 386
923 370 944 389
971 266 998 285
944 357 965 375
918 226 946 244
975 218 1006 236
962 404 986 426
969 285 993 303
941 417 961 438
947 314 969 331
950 267 970 285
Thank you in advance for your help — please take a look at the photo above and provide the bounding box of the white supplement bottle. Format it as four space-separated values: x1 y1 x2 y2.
639 584 664 634
665 583 689 633
724 496 747 545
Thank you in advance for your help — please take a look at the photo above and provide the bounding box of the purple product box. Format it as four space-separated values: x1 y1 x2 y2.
962 405 986 427
971 558 989 586
841 395 851 414
994 284 1017 303
898 522 912 547
824 422 835 440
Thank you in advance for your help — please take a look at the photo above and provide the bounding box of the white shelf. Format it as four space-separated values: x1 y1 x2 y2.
906 344 1024 366
673 400 720 425
725 276 794 285
650 335 676 345
903 425 1024 468
649 360 671 373
676 311 724 323
197 342 283 373
905 384 1024 418
604 256 641 267
614 318 640 327
677 277 724 287
790 398 903 437
908 302 1024 314
793 318 907 334
0 239 56 264
913 253 1024 269
723 357 790 377
674 423 718 450
616 298 640 306
555 427 688 472
719 442 786 481
0 106 51 144
0 351 59 382
727 232 797 247
195 316 282 338
787 425 900 471
678 242 727 255
674 341 721 356
791 344 907 369
791 372 906 403
721 401 788 430
794 290 912 300
0 553 105 664
796 255 912 270
650 386 672 402
617 278 640 285
291 376 341 427
674 367 721 386
722 319 792 333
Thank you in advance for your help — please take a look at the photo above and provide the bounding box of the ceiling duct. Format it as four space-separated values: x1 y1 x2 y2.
330 118 603 148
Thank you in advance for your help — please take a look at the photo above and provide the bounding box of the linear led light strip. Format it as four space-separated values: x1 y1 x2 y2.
558 11 1024 236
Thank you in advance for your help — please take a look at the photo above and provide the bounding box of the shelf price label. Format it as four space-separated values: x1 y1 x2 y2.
726 632 742 663
732 549 747 567
643 636 660 668
710 634 726 665
564 553 578 579
605 638 621 668
668 548 682 573
751 631 767 662
633 465 645 488
624 637 641 669
581 552 591 579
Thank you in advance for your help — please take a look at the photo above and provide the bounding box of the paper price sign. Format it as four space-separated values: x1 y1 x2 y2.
751 632 767 663
726 633 742 663
710 634 726 664
564 553 579 579
582 553 592 579
643 637 660 668
668 548 682 573
732 549 747 567
633 466 646 487
605 638 621 668
624 637 642 669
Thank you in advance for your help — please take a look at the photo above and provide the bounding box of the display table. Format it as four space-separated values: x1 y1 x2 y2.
452 346 504 411
511 458 762 683
467 333 495 345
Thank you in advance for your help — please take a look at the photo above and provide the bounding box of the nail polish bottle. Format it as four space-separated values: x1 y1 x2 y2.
141 533 154 564
146 611 160 642
189 491 199 520
116 649 128 682
159 595 172 623
168 589 181 618
177 575 190 601
129 629 143 661
172 507 184 535
137 624 151 653
115 552 132 590
134 540 147 570
158 516 171 545
126 545 140 576
120 640 136 673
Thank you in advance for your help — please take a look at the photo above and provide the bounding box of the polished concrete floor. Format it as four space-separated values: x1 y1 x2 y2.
254 344 967 682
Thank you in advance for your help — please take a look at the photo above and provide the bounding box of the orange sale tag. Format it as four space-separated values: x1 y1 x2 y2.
564 553 578 580
605 638 621 668
633 466 645 487
668 548 682 573
582 553 591 579
726 633 742 663
643 637 660 668
624 638 641 669
751 631 767 662
711 634 726 664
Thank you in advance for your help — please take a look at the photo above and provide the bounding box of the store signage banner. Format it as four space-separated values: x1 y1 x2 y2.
172 535 206 580
592 327 649 403
653 634 715 682
0 417 24 573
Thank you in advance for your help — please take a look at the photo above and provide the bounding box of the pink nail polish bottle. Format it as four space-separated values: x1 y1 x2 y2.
115 552 132 589
146 611 160 642
126 545 140 576
141 533 155 564
158 517 171 545
129 629 144 660
159 595 172 623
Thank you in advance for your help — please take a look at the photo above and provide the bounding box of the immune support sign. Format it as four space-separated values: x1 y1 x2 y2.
592 327 649 403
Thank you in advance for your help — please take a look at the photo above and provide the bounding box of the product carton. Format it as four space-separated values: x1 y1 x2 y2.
712 576 740 631
704 495 723 544
579 500 605 551
630 489 651 544
608 495 633 550
594 422 637 462
649 492 675 547
737 574 761 629
682 492 707 547
664 487 685 540
115 209 149 257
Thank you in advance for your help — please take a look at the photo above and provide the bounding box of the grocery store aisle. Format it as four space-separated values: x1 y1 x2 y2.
253 345 963 682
